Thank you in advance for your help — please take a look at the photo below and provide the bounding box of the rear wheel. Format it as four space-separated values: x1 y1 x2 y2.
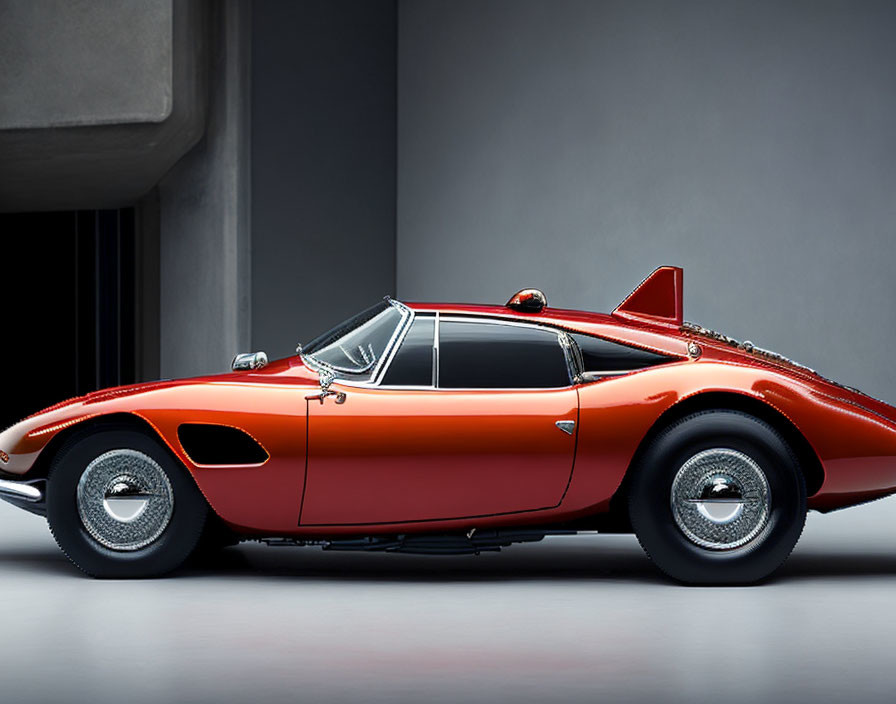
47 429 208 578
628 410 806 585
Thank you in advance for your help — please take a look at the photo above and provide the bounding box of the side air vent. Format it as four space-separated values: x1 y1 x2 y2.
177 424 269 466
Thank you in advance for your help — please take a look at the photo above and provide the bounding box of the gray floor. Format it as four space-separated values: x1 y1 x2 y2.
2 498 896 704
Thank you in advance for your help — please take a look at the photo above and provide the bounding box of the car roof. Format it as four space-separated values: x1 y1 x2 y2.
403 301 689 358
405 301 613 324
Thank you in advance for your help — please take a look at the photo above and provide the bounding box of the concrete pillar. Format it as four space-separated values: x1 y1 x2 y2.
157 0 251 378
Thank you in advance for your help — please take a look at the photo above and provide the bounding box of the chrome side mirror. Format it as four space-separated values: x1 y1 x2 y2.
232 351 268 371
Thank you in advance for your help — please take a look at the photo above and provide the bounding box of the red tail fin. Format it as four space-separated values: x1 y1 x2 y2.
612 266 683 327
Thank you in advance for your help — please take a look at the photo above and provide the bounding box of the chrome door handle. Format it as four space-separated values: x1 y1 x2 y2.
555 420 575 435
305 390 347 405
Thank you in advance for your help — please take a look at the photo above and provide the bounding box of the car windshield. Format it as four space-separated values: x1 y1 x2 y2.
302 300 406 380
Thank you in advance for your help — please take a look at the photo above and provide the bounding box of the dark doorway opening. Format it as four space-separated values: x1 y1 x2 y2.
0 209 142 430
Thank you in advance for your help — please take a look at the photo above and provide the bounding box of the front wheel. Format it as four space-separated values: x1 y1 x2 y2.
47 428 209 578
628 410 807 585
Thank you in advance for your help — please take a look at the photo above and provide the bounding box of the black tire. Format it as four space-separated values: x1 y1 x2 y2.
47 428 209 578
628 410 806 585
195 513 241 553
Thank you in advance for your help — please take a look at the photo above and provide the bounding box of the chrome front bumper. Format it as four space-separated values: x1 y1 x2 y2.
0 477 43 503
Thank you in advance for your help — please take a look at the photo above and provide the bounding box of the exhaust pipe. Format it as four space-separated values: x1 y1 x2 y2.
0 478 43 502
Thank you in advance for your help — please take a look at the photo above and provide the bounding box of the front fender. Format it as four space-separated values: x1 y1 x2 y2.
0 379 313 533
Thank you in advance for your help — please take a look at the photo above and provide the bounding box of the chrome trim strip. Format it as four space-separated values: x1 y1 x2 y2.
558 332 581 384
580 370 636 382
370 301 414 383
433 311 440 388
567 331 585 379
437 315 562 331
0 478 43 502
363 384 437 391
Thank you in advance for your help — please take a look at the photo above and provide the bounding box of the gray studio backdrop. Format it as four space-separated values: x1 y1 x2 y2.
4 0 894 403
396 0 896 403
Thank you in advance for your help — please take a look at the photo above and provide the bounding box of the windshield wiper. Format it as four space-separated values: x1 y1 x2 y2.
332 343 377 373
304 347 377 375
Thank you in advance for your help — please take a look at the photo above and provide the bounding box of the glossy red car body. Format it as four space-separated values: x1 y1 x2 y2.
2 266 896 539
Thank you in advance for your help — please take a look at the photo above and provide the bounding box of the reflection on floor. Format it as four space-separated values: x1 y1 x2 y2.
2 497 896 704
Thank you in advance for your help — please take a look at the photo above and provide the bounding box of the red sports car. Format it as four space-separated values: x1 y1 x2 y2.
1 266 892 583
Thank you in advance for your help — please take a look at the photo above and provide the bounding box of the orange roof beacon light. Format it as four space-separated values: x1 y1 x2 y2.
506 288 547 313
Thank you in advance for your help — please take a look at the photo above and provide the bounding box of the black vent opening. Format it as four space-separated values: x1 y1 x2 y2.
177 424 269 466
570 333 672 373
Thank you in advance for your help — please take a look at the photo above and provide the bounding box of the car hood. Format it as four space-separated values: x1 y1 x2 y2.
0 356 321 476
24 355 320 418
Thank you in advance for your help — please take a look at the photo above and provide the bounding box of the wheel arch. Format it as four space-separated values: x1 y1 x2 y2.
25 412 172 480
609 391 825 521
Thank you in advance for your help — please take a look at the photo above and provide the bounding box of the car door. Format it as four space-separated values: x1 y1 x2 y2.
299 315 579 526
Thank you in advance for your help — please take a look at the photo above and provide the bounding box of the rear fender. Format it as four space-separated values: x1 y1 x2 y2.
566 362 896 515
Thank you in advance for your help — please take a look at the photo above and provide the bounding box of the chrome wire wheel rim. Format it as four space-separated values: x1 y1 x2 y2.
670 448 771 550
76 449 174 551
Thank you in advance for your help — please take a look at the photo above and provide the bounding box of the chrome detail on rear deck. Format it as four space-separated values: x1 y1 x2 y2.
671 448 770 550
77 449 174 551
681 322 814 373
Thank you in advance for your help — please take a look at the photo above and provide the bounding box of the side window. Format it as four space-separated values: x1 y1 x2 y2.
380 316 434 386
439 320 570 389
570 333 671 375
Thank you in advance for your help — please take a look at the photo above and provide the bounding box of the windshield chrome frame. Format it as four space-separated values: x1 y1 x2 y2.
301 298 414 386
